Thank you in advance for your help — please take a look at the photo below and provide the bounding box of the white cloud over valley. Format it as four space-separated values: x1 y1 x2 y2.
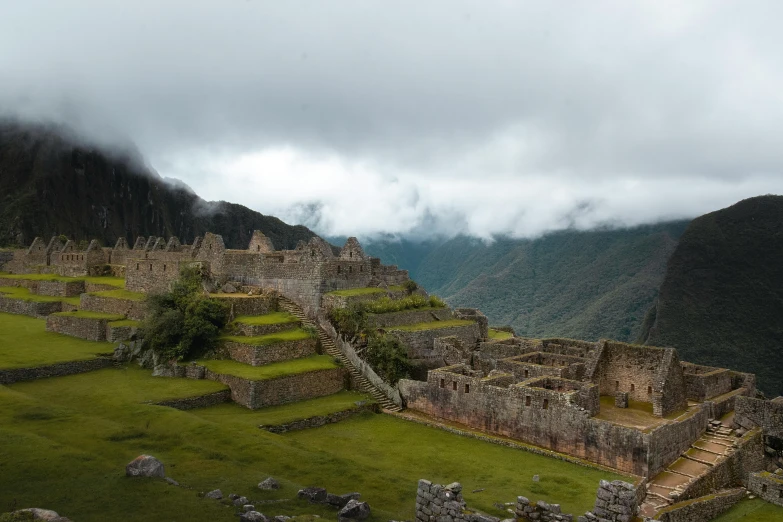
2 1 782 238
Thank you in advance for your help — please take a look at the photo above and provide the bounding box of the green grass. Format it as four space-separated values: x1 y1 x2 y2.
0 365 629 522
712 498 783 521
488 328 513 340
190 390 373 427
87 289 145 301
0 286 79 306
325 287 387 297
52 311 126 321
0 313 113 368
222 328 314 347
389 319 475 332
196 355 339 381
108 320 141 328
0 272 124 288
234 312 299 326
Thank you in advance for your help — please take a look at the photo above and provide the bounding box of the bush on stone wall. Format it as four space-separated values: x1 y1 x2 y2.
141 266 229 361
364 333 413 385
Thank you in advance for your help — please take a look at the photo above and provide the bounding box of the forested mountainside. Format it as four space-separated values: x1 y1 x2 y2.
354 221 689 343
639 195 783 397
0 120 318 249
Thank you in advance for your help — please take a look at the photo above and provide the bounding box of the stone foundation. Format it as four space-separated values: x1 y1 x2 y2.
261 402 378 433
390 323 481 358
0 296 64 317
155 390 232 410
0 357 114 385
415 480 497 522
46 314 115 341
35 280 85 297
748 471 783 507
79 294 146 321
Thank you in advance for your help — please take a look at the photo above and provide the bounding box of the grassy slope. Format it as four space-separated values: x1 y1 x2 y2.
196 355 338 380
325 287 387 297
0 313 113 368
0 286 80 306
190 390 373 427
0 272 125 288
389 319 475 332
0 368 629 521
222 328 313 346
640 196 783 397
363 222 688 344
712 498 783 521
234 312 299 326
87 289 144 301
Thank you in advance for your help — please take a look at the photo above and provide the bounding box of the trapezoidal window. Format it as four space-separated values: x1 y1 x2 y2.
542 399 549 410
464 384 470 393
648 386 653 395
615 380 620 391
630 383 635 392
337 266 341 274
163 264 166 272
136 263 139 270
257 245 261 251
762 484 767 493
452 381 457 391
349 266 352 273
778 490 782 499
525 396 531 406
149 264 152 271
439 378 445 388
524 369 529 378
349 251 353 258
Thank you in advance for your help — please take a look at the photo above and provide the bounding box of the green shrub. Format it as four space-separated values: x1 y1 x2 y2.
327 304 368 340
403 280 419 294
141 266 229 361
364 333 413 385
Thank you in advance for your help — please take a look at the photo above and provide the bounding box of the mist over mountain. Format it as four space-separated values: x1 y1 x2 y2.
0 120 318 249
639 195 783 397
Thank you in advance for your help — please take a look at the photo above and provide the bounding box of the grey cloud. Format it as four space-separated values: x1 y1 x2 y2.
2 1 783 238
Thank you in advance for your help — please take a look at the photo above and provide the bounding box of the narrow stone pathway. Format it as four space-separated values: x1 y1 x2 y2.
278 296 402 412
639 418 740 518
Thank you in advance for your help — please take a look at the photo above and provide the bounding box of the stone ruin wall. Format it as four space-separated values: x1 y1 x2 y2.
400 366 659 476
390 323 482 359
223 338 317 367
79 294 147 321
653 488 746 522
748 471 783 507
46 314 116 342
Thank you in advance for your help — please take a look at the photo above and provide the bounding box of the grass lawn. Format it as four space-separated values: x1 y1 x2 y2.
488 329 513 340
190 390 373 428
0 286 80 306
196 355 339 381
0 313 113 369
712 498 783 521
0 272 125 288
53 310 126 321
222 328 314 346
234 312 299 326
325 287 387 297
0 365 630 522
87 289 145 301
389 319 475 332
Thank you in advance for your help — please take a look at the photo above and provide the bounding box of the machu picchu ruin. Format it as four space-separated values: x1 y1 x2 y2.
2 231 783 522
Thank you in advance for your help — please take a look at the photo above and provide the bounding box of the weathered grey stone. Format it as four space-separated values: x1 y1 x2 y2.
243 504 255 512
241 512 268 522
222 283 237 293
13 509 72 521
445 482 462 493
258 477 281 490
165 477 179 486
205 489 223 500
532 475 540 482
125 454 165 478
338 499 371 521
234 496 250 506
298 487 328 503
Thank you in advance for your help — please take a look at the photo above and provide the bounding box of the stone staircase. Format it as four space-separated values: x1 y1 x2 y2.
278 296 402 412
639 418 740 518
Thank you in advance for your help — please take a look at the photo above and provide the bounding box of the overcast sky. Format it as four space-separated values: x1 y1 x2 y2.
2 1 782 239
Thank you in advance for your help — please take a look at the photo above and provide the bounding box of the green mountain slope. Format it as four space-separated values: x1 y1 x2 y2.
639 195 783 397
0 120 317 249
361 222 688 343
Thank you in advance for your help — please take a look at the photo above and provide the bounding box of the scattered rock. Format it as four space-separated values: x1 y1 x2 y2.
240 512 268 522
205 489 223 500
298 487 328 503
11 508 72 521
338 499 371 521
221 283 237 293
258 477 281 490
125 455 165 478
274 516 291 522
234 496 250 507
532 475 540 482
165 477 180 486
775 468 783 476
472 488 485 493
243 504 256 512
341 492 361 503
229 493 240 501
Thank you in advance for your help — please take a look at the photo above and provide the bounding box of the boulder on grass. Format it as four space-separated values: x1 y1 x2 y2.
240 512 268 522
258 477 281 490
125 455 165 478
205 489 223 500
11 508 72 521
338 499 371 521
298 487 327 503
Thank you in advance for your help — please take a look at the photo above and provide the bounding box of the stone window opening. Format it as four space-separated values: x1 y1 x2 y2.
648 385 653 395
543 399 549 410
360 266 363 272
762 484 767 493
337 266 341 274
163 264 166 272
349 266 353 273
630 383 635 392
349 251 353 258
257 245 261 251
149 264 152 271
526 396 531 406
440 378 445 388
452 381 457 391
524 369 529 378
136 263 139 270
778 489 782 499
464 384 470 393
615 380 620 391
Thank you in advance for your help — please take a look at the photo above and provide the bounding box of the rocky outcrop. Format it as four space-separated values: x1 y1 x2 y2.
125 455 165 478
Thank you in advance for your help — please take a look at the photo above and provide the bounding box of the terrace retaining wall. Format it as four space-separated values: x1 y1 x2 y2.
234 321 300 337
0 296 63 317
223 337 317 366
35 280 85 297
390 323 481 358
0 357 114 385
367 308 452 328
46 314 114 341
653 488 745 522
80 294 146 321
262 401 379 433
155 390 232 410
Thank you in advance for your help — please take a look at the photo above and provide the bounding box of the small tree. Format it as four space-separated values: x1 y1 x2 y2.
364 333 413 385
141 266 229 361
403 279 419 294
